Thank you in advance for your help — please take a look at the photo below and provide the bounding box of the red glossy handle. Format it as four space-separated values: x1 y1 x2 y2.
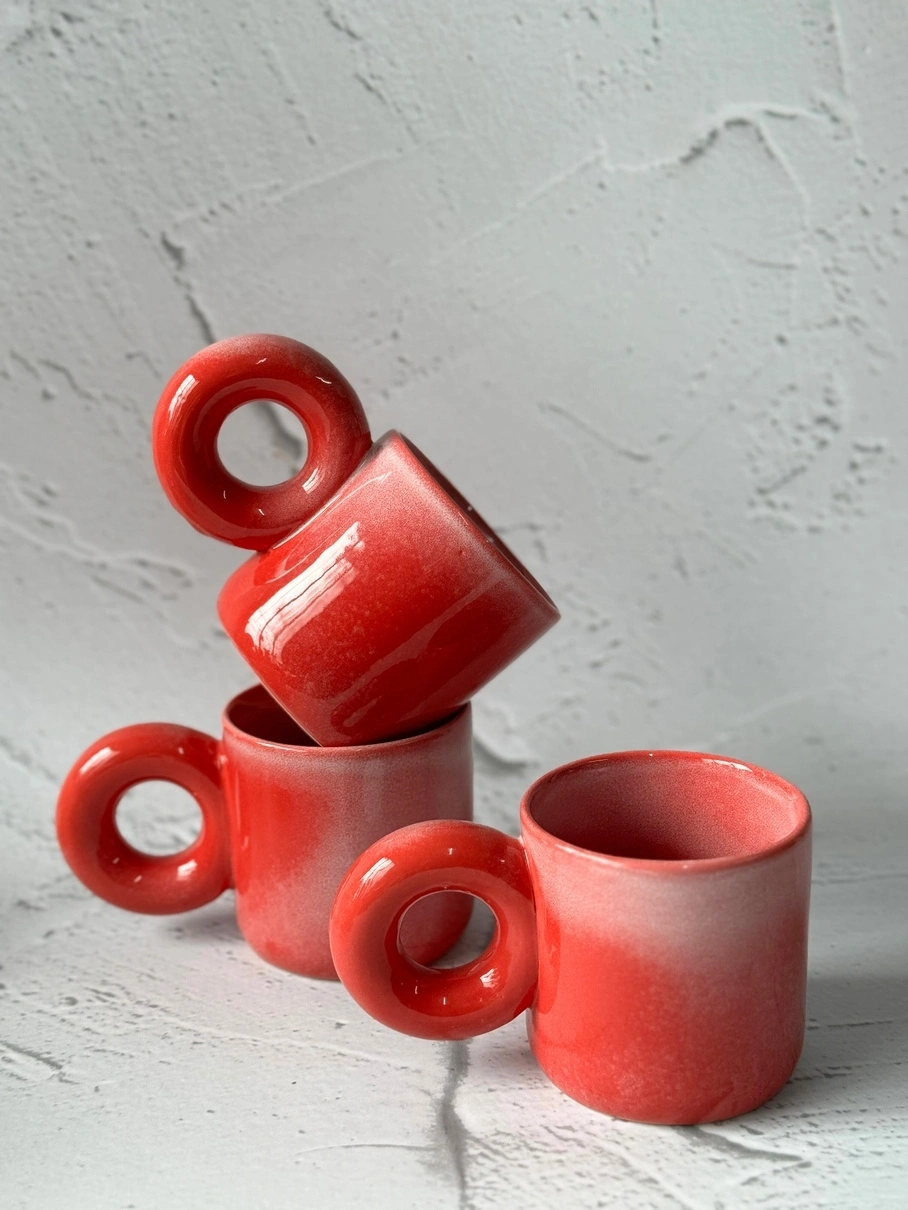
152 334 372 551
55 723 231 915
329 820 537 1040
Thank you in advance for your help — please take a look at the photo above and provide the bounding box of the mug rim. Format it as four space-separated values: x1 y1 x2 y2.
519 749 811 873
222 684 470 753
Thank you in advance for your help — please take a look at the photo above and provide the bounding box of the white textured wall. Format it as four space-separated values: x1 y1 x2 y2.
2 3 907 1207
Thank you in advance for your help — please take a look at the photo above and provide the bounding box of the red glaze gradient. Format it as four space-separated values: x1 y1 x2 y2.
152 334 372 551
56 688 474 979
330 750 812 1124
218 431 560 746
152 334 559 746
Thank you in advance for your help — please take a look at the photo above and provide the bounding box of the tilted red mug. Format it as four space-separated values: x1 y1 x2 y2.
330 750 812 1124
56 686 473 978
152 335 560 746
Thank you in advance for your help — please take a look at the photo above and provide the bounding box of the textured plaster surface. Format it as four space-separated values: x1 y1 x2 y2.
1 1 907 1206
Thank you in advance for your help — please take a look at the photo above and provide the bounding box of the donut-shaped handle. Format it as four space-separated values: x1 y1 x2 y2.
152 334 372 550
330 821 538 1040
56 723 231 915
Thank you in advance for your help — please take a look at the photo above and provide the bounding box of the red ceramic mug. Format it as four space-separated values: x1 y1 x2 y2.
330 750 812 1124
152 335 560 746
56 686 473 978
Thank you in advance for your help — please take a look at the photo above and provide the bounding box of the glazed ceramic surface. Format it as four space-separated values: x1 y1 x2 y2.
56 688 473 979
152 333 372 551
330 750 812 1124
153 335 560 746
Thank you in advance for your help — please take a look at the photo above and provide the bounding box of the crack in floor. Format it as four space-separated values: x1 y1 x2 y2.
437 1039 471 1208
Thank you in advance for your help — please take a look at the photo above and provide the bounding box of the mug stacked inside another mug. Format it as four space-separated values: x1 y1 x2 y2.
55 334 560 978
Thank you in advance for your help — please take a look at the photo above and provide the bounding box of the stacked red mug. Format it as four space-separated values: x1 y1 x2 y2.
56 334 812 1125
56 334 560 978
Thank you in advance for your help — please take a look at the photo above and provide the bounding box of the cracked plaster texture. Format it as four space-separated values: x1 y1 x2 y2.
1 1 907 1206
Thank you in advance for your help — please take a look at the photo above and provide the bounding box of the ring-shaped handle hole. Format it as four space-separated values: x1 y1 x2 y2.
216 400 309 488
391 890 514 1022
398 892 498 970
114 780 203 857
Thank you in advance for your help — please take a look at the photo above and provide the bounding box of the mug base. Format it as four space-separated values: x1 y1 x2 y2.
531 1029 803 1125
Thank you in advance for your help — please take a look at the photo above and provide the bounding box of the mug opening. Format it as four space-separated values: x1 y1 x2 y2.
225 685 467 750
523 751 809 865
225 685 318 747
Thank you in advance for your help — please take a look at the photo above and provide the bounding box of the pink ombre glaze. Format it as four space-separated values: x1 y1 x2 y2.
330 750 811 1124
219 431 560 746
56 688 474 979
152 335 559 747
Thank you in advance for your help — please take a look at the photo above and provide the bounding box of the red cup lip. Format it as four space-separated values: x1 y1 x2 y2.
374 430 560 619
222 683 470 754
519 749 811 874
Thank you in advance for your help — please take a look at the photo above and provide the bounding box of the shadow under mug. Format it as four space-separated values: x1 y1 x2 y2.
152 334 559 746
56 687 474 978
330 750 812 1124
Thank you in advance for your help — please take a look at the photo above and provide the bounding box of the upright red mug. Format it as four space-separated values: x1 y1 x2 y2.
330 750 812 1124
56 686 473 978
152 335 559 746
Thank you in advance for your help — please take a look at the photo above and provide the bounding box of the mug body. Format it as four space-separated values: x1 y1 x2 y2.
522 752 812 1124
218 432 559 746
221 686 474 977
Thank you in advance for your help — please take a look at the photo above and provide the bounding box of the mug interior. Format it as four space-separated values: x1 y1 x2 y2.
226 685 317 746
226 684 465 749
525 752 808 863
